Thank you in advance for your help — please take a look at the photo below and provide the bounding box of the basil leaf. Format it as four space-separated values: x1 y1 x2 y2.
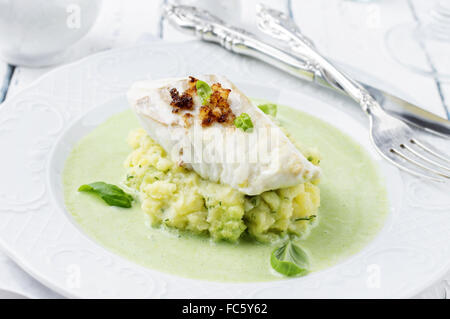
270 241 309 277
258 103 277 117
78 182 133 208
234 113 254 132
196 80 212 105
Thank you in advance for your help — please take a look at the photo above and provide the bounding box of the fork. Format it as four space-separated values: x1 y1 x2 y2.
256 5 450 182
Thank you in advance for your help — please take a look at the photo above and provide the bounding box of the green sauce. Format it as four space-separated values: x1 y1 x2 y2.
63 105 388 282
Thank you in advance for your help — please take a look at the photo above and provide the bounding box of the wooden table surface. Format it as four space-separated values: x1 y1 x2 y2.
0 0 448 299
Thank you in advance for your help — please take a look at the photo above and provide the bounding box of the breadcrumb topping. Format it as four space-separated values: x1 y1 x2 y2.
200 83 235 127
169 88 193 113
169 76 197 114
169 76 236 127
183 112 193 127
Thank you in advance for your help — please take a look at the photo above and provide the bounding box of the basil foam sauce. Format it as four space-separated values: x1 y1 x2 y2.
63 102 388 282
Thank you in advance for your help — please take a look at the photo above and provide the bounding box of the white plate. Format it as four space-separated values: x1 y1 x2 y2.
1 41 450 299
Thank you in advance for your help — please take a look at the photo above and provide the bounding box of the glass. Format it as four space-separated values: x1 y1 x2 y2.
385 0 450 80
0 0 102 67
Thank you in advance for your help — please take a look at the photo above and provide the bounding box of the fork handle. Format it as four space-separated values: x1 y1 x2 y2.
164 4 381 115
163 5 371 105
163 4 322 84
256 6 382 115
294 42 381 114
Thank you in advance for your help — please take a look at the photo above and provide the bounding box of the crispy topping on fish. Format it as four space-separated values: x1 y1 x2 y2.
127 75 321 195
185 76 198 95
199 83 235 127
169 76 197 114
183 112 193 127
169 76 236 127
169 88 194 113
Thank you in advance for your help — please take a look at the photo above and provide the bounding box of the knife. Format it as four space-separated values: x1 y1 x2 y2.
163 4 450 138
255 5 450 139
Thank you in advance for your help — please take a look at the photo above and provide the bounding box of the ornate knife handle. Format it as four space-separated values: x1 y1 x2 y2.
163 4 324 85
256 5 381 114
256 5 316 49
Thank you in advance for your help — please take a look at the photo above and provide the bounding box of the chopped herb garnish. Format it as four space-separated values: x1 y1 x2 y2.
295 215 316 221
270 241 309 277
258 103 277 117
78 182 133 208
307 156 313 162
196 80 212 105
126 175 134 180
234 113 253 132
248 196 260 208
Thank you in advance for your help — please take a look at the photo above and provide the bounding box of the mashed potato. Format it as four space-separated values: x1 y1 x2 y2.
124 128 320 242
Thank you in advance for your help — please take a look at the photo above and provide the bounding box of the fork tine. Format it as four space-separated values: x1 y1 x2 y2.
410 138 450 164
384 150 445 182
390 148 450 179
400 143 450 172
380 147 446 182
